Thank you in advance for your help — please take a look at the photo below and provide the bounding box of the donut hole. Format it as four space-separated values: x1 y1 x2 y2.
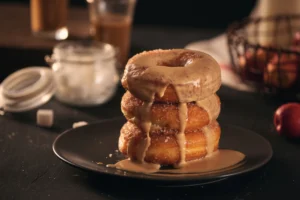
157 52 201 67
158 60 184 67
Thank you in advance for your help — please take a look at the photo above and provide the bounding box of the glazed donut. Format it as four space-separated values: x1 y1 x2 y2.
121 91 221 132
121 49 221 103
119 121 221 166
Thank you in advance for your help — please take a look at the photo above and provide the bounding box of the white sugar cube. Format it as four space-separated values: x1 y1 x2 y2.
72 121 88 129
37 109 53 127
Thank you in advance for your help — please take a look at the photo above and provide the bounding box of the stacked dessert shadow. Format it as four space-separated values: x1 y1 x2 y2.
118 49 222 168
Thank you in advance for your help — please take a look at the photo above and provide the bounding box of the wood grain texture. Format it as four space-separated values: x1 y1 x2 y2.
0 3 90 50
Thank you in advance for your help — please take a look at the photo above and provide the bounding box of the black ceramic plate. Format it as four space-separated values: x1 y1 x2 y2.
53 117 273 187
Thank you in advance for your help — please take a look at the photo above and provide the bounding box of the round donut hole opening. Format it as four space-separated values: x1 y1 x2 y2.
157 59 192 67
157 52 199 67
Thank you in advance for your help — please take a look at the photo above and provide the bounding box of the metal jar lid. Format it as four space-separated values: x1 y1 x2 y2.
0 66 56 112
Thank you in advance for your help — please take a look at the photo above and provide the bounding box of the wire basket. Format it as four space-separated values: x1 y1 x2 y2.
227 15 300 98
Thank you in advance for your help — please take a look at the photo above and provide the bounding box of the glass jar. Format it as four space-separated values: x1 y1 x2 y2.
46 40 119 106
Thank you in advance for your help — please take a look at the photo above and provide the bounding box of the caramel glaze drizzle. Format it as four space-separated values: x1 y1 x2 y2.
175 102 188 167
127 89 219 168
127 87 189 168
122 50 222 168
105 50 248 174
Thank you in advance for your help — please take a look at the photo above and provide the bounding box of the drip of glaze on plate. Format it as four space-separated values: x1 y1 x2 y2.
158 149 245 174
107 100 160 173
107 149 246 174
126 100 161 171
203 126 215 155
129 101 152 161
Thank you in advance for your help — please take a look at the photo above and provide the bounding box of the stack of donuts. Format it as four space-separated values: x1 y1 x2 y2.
118 49 222 167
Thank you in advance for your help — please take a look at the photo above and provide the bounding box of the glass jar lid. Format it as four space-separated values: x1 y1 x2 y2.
51 40 118 64
1 66 56 112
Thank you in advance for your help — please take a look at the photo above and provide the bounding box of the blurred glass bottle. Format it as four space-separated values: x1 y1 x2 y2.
30 0 69 40
87 0 136 67
87 0 97 36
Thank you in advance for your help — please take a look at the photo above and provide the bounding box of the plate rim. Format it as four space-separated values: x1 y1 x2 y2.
52 117 273 183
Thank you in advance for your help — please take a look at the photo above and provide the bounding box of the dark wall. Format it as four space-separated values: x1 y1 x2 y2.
4 0 256 29
133 0 256 29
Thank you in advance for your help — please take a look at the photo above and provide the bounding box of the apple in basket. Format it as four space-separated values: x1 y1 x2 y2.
238 48 276 82
239 48 266 71
292 31 300 47
263 53 298 89
239 47 276 70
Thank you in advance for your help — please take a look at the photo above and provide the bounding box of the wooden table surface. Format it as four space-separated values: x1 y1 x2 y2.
0 3 90 50
1 3 299 200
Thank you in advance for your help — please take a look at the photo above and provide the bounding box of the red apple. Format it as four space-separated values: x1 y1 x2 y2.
274 103 300 138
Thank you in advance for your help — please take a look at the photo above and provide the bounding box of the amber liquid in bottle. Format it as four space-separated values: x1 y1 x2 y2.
93 14 132 66
30 0 68 33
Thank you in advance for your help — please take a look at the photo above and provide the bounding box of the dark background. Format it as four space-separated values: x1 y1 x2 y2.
0 0 257 81
4 0 257 29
